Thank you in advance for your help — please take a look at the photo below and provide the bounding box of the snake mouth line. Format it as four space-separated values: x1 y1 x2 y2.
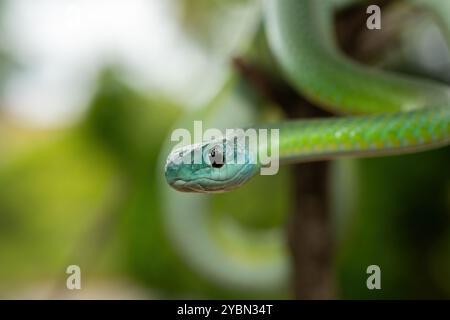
168 178 206 193
167 165 252 193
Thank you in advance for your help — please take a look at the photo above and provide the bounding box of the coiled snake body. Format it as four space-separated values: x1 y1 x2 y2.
163 0 450 291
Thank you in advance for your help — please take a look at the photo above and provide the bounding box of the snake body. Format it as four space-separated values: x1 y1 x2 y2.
166 0 450 192
163 0 450 290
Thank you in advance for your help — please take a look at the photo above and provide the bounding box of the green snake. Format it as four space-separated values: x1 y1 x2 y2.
162 0 450 291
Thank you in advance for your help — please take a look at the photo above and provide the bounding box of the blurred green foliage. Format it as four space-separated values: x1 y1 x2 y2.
0 127 118 295
337 147 450 299
177 0 258 52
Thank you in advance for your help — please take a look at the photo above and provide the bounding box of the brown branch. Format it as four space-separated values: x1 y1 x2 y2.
233 58 334 299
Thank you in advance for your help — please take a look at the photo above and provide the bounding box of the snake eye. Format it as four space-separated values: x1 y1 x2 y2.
209 147 224 169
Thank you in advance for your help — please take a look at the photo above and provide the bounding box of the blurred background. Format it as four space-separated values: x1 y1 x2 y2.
0 0 449 299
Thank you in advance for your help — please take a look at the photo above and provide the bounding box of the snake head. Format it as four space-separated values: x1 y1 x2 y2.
165 136 260 193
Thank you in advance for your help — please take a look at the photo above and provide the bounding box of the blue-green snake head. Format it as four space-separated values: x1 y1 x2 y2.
165 137 260 193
